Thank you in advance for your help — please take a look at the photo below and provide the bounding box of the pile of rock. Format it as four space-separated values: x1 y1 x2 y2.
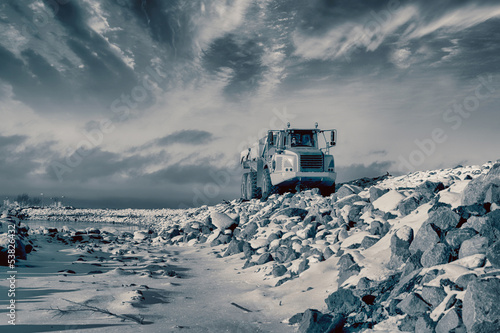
0 208 33 266
290 163 500 333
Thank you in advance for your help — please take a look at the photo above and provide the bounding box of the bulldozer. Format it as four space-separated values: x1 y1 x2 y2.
240 123 337 200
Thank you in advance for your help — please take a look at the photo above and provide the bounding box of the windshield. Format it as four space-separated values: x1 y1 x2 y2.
289 131 316 148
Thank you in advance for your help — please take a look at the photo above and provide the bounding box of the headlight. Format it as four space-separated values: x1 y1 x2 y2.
283 156 295 172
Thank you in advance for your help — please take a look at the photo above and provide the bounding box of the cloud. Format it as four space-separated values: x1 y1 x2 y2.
203 34 265 99
129 130 216 153
0 134 27 148
156 130 215 146
292 1 500 64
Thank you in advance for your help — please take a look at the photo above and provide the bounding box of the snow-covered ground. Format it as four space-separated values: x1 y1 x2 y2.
1 161 499 332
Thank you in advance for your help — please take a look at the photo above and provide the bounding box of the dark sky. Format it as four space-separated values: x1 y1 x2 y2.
0 0 499 208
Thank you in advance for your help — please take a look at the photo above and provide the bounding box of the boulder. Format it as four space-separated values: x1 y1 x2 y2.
337 184 362 200
397 293 430 316
398 315 419 332
361 235 379 249
421 243 450 267
455 273 477 290
388 225 414 269
462 162 500 206
484 183 500 204
463 278 500 333
369 220 384 236
323 246 334 260
409 223 440 255
338 253 361 285
325 288 361 315
454 204 488 221
256 252 273 265
459 236 489 259
298 309 345 333
272 208 309 220
274 245 298 263
415 181 445 201
369 186 389 203
427 206 460 232
223 239 245 257
445 228 477 250
334 194 363 209
272 264 287 277
402 251 423 276
210 212 238 230
415 314 436 333
486 241 500 269
420 286 447 309
372 190 406 212
465 210 500 244
239 222 258 240
435 308 464 333
398 195 420 216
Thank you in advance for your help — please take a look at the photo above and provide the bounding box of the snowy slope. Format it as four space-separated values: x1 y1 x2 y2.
3 160 500 332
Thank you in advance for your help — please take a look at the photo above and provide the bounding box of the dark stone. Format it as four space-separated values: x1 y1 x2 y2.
397 293 430 316
459 235 489 258
356 277 372 291
455 273 478 290
272 264 287 277
325 288 361 315
420 286 447 309
256 252 273 265
369 220 383 236
289 312 303 325
298 309 345 333
323 246 334 260
415 314 436 333
223 239 244 257
362 295 376 305
486 241 500 269
462 163 500 206
369 187 389 203
416 181 446 201
387 299 403 316
427 206 461 232
402 250 423 276
440 278 461 291
240 222 259 240
242 260 256 269
389 226 414 269
479 210 500 244
361 235 380 249
454 204 488 220
296 258 309 275
242 242 254 259
398 195 420 216
337 184 360 200
409 223 440 255
334 194 363 209
338 254 361 285
398 315 418 332
444 294 457 311
421 243 450 267
274 245 298 263
463 278 500 333
389 269 423 299
259 218 270 227
435 308 463 333
421 269 442 284
267 231 283 243
445 228 478 250
274 208 309 220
